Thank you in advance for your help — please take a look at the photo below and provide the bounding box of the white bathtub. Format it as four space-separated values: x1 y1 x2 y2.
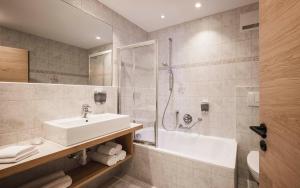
129 128 237 188
135 128 237 169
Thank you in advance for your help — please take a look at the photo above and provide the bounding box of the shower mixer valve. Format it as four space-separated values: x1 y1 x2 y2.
178 113 203 129
183 114 193 124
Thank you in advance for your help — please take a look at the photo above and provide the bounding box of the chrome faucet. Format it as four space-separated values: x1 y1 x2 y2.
81 104 91 118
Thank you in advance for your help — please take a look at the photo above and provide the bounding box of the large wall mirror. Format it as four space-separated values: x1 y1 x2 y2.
0 0 113 86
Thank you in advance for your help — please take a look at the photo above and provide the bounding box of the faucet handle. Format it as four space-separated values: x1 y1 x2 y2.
82 104 91 111
82 104 92 118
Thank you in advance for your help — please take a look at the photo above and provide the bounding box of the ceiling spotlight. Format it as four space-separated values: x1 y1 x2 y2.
96 36 101 40
161 14 165 19
195 2 202 8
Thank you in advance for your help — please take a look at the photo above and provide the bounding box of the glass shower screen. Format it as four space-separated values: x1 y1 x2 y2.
118 40 158 146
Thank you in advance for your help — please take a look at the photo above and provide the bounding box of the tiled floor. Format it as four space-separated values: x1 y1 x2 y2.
102 175 154 188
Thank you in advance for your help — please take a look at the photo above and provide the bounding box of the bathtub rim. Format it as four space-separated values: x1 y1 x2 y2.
136 127 237 144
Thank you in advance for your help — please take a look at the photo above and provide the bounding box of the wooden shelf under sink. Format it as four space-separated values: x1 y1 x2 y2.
0 123 142 180
68 155 132 188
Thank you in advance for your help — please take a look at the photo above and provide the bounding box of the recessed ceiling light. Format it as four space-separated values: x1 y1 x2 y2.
161 14 165 19
195 2 202 8
96 36 101 40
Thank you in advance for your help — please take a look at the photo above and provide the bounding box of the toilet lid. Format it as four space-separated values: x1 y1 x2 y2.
247 151 259 174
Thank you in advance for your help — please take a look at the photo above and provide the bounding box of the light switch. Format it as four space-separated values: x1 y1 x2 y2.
247 92 259 107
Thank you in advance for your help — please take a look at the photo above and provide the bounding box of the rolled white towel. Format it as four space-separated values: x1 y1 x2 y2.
20 171 65 188
96 145 117 155
105 142 122 153
116 150 126 162
89 152 117 166
0 145 35 159
0 148 38 163
41 175 72 188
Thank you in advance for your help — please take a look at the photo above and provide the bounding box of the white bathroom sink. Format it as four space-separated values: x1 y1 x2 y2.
44 113 130 146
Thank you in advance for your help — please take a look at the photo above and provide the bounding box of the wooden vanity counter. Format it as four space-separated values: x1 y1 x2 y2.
0 123 142 184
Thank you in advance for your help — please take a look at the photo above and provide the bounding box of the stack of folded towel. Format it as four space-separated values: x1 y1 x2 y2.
20 170 72 188
0 145 38 163
89 141 126 166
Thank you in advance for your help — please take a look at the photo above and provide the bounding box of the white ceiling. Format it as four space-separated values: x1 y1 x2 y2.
99 0 258 32
0 0 112 49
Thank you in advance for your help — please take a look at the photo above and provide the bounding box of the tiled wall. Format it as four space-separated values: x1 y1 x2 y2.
236 87 260 188
0 26 89 85
149 3 259 139
126 144 235 188
0 82 118 146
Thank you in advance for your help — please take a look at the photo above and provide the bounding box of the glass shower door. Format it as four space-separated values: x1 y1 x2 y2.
118 41 157 145
119 48 135 122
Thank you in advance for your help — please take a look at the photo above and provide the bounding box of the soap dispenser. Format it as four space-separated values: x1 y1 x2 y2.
94 90 107 104
201 100 209 113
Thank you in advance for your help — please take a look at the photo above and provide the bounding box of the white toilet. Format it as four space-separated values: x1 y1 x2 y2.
247 151 259 183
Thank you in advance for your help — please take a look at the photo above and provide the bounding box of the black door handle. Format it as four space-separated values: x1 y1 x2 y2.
250 123 267 138
260 140 267 151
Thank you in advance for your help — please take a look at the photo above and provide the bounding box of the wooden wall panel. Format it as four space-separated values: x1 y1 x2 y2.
0 46 28 82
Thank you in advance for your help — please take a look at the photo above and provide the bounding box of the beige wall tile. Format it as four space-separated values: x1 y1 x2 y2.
0 83 118 146
149 3 259 140
236 86 260 187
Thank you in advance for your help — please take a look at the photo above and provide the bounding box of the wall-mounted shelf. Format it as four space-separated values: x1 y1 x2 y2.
0 123 142 180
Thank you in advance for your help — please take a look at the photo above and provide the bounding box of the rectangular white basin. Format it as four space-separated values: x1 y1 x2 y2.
44 113 130 146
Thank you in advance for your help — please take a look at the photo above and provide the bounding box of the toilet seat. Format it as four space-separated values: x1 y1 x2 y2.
247 150 259 182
